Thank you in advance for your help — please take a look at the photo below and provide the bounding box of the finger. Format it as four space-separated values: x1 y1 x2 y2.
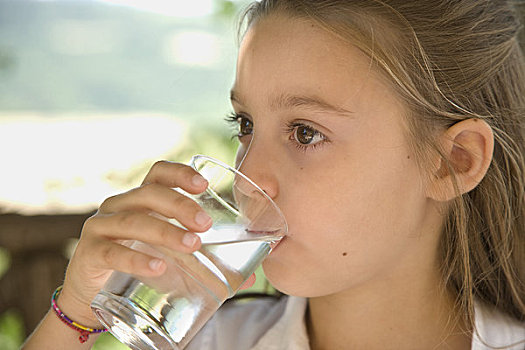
142 160 208 194
85 212 202 252
92 239 168 277
99 183 212 233
239 273 256 290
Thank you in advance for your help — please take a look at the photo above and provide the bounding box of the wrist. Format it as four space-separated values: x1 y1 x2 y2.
55 286 104 329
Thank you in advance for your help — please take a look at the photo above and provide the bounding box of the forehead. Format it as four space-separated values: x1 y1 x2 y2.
233 15 397 114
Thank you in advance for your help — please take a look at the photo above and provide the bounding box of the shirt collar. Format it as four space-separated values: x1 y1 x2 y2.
472 300 525 349
251 296 525 350
251 296 310 350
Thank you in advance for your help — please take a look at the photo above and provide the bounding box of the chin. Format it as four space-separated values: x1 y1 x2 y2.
262 256 317 298
262 235 333 297
262 246 352 298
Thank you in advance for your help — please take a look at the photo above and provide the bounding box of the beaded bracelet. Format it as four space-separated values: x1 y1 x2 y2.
51 285 108 343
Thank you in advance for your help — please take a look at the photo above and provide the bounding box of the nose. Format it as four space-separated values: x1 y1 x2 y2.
235 137 280 200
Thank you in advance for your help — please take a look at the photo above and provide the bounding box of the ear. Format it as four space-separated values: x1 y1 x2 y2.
426 118 494 202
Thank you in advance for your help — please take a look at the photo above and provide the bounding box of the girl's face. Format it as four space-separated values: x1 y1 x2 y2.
230 15 444 297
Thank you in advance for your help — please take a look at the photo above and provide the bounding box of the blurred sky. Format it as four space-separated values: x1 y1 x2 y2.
0 0 245 214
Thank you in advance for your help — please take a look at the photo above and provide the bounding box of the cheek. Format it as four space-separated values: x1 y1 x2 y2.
235 135 251 169
277 168 341 238
264 149 428 296
235 142 249 168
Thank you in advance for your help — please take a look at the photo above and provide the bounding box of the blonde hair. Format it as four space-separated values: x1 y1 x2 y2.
239 0 525 329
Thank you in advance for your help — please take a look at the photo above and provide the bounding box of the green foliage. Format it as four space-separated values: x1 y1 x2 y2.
0 250 22 349
0 49 15 73
215 0 240 18
93 333 132 349
0 247 10 278
0 310 24 350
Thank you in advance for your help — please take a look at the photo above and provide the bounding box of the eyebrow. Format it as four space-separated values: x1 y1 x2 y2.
230 90 354 117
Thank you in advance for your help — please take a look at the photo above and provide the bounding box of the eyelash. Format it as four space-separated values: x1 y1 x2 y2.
225 112 249 140
224 112 329 152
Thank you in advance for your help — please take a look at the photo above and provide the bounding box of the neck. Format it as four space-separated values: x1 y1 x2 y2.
306 268 472 350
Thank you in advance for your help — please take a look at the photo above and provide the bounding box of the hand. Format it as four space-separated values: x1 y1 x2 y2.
58 161 212 327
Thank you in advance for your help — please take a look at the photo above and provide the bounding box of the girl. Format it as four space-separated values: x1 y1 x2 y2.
23 0 525 349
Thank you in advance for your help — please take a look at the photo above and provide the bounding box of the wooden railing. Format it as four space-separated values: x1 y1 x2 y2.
0 212 93 335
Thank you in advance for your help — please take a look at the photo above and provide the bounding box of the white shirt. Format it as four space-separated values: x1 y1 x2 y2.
186 296 525 350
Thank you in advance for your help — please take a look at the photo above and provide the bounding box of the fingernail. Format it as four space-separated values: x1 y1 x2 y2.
182 233 199 248
195 211 212 226
192 174 207 187
149 258 164 271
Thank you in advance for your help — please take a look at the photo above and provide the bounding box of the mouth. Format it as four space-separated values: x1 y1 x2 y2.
245 228 284 238
269 235 286 251
242 228 286 251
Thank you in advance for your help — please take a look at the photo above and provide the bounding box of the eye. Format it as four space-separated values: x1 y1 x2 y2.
292 124 326 145
239 116 253 136
225 112 253 138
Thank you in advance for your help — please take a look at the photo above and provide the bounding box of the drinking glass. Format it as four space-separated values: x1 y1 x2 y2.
90 155 287 350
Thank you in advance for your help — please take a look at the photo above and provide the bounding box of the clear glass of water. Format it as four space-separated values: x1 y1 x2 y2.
90 155 288 350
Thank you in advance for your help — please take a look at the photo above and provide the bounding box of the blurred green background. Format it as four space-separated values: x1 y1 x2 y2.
0 0 269 348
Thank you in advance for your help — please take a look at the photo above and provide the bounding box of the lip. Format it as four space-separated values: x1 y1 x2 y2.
269 235 286 251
